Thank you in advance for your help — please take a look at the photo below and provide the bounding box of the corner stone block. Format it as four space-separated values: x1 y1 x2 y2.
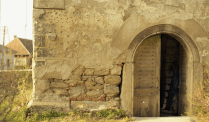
33 0 65 9
46 33 57 41
36 48 48 57
104 75 121 85
33 23 56 35
34 61 45 68
34 79 50 93
53 88 69 96
34 35 46 47
33 9 45 18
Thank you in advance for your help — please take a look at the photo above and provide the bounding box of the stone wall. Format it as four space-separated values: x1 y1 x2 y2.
31 0 209 114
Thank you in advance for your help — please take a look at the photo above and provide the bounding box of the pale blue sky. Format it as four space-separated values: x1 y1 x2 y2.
1 0 33 45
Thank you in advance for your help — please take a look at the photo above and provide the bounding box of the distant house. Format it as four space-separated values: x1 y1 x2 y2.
6 36 33 69
0 45 17 70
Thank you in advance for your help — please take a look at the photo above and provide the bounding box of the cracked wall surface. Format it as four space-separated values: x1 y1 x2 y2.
30 0 209 114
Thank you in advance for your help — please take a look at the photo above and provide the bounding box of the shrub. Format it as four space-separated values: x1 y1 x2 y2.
187 65 209 122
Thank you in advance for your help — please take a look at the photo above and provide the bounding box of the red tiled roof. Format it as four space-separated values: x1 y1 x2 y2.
6 38 32 55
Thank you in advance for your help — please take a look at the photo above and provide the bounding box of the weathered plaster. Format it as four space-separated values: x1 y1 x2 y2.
30 0 209 115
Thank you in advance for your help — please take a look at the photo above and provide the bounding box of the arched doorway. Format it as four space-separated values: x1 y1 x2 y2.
133 34 188 117
118 24 203 116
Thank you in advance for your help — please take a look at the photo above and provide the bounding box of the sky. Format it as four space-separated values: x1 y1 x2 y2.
0 0 33 45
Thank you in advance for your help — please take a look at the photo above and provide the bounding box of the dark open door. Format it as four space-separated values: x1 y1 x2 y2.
133 35 161 117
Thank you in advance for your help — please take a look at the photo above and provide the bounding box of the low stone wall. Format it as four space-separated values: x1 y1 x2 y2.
29 64 123 113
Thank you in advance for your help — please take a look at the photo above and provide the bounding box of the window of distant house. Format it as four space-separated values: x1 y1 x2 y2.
7 59 10 69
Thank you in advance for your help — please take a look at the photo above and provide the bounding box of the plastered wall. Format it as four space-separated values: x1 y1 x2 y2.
30 0 209 114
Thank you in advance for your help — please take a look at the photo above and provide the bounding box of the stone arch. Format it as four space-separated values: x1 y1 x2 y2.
115 13 207 116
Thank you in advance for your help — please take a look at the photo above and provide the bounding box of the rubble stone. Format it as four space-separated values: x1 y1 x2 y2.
94 69 109 76
86 84 104 90
111 66 122 75
87 89 104 98
84 69 94 76
85 78 96 87
50 82 68 88
69 86 85 98
104 85 119 97
53 89 69 95
104 76 121 85
94 77 104 84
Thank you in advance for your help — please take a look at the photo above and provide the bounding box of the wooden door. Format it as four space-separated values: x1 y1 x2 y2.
178 45 188 115
133 35 161 117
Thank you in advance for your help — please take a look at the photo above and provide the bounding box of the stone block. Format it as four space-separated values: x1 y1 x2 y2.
100 94 106 98
77 96 83 101
85 78 96 87
104 85 119 97
94 69 109 76
92 97 105 101
77 81 85 85
44 89 54 93
69 86 85 98
46 33 57 41
95 77 104 84
84 69 94 76
111 66 122 75
54 79 62 82
50 82 68 88
71 101 120 111
33 9 45 18
33 23 56 35
69 84 77 87
83 96 92 101
53 88 69 95
33 0 65 9
36 48 51 57
69 75 81 81
34 79 50 93
106 97 120 101
61 96 69 102
86 84 104 90
70 98 77 101
104 76 121 85
34 35 46 47
73 66 84 75
87 89 104 98
34 61 45 68
64 80 78 85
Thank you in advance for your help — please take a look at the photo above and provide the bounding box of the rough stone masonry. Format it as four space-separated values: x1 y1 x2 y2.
29 0 209 116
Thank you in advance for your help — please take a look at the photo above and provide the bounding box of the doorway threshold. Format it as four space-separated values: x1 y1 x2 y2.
132 116 196 122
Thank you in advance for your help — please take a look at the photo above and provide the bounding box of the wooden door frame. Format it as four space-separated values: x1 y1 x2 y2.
120 24 203 116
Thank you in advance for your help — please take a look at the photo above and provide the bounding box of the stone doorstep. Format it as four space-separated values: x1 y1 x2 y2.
132 116 196 122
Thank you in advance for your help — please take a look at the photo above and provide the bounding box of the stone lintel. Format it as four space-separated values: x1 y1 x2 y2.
33 0 65 9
